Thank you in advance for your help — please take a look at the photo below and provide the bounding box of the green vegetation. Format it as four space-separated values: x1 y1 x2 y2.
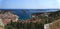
5 21 44 29
5 11 60 29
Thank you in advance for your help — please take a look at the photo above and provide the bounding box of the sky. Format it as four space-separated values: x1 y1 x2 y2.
0 0 60 9
0 0 60 19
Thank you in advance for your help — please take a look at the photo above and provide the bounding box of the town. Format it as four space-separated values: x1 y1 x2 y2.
0 10 60 29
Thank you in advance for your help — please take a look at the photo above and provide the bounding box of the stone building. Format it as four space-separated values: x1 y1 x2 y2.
0 10 19 27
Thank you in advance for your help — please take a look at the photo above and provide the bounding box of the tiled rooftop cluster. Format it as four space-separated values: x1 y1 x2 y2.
0 10 19 26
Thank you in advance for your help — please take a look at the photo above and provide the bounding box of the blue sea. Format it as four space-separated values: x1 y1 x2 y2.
1 9 59 20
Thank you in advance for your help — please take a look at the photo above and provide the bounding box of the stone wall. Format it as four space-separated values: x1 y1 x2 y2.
49 19 60 29
44 19 60 29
